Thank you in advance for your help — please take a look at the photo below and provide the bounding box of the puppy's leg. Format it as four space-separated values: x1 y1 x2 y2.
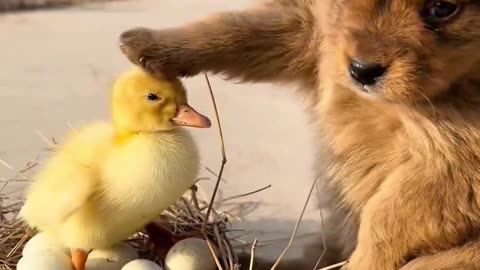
118 1 319 89
400 239 480 270
342 191 416 270
342 173 475 270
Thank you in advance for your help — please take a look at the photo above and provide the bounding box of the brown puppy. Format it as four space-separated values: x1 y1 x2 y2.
118 0 480 269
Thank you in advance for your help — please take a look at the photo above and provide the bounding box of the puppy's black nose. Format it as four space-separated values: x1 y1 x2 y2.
349 60 386 86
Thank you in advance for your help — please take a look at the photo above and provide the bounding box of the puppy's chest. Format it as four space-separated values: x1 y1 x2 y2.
315 89 421 211
316 91 480 215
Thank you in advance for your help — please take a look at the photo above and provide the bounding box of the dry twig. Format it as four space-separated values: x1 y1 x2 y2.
203 73 228 233
249 239 258 270
270 178 318 270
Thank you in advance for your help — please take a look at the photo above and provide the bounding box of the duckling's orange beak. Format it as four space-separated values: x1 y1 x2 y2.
172 104 211 128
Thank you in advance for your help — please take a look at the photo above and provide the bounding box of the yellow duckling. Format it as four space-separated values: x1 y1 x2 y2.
19 68 211 270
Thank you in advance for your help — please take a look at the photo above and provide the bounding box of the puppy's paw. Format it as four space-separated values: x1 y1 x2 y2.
119 27 153 64
118 27 178 79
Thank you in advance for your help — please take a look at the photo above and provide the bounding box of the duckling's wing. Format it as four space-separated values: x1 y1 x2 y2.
20 152 98 229
20 122 112 229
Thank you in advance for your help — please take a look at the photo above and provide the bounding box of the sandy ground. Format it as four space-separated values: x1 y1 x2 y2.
0 0 323 263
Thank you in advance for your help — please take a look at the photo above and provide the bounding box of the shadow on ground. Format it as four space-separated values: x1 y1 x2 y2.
232 218 344 270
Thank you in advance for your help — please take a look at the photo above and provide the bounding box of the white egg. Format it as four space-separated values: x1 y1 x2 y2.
22 232 70 257
121 259 163 270
17 250 71 270
87 242 139 266
86 258 125 270
164 238 216 270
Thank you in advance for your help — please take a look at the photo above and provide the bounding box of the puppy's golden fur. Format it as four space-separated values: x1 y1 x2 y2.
118 0 480 269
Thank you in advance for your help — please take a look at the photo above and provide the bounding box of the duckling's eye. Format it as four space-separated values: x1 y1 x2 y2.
422 1 460 26
147 93 161 102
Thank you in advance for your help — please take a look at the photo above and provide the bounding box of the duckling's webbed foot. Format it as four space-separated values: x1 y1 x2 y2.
71 249 89 270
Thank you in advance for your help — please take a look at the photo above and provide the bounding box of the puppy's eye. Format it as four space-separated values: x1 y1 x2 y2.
422 1 460 24
147 93 161 102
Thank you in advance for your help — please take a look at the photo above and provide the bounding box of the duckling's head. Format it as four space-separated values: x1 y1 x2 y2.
111 68 211 134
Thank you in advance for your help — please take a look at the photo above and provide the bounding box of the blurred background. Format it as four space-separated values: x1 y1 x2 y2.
0 0 322 263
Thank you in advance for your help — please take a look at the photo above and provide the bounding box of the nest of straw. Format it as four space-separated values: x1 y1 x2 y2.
0 210 32 269
128 184 241 270
0 158 37 269
0 179 242 270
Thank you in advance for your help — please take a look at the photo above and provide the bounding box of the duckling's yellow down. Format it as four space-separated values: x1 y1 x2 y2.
20 68 204 251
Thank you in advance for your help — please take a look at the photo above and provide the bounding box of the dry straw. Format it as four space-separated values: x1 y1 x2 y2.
0 159 37 270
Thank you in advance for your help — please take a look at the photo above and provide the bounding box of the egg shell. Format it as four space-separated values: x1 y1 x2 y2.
87 242 139 266
121 259 164 270
17 250 71 270
164 238 216 270
22 232 70 257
